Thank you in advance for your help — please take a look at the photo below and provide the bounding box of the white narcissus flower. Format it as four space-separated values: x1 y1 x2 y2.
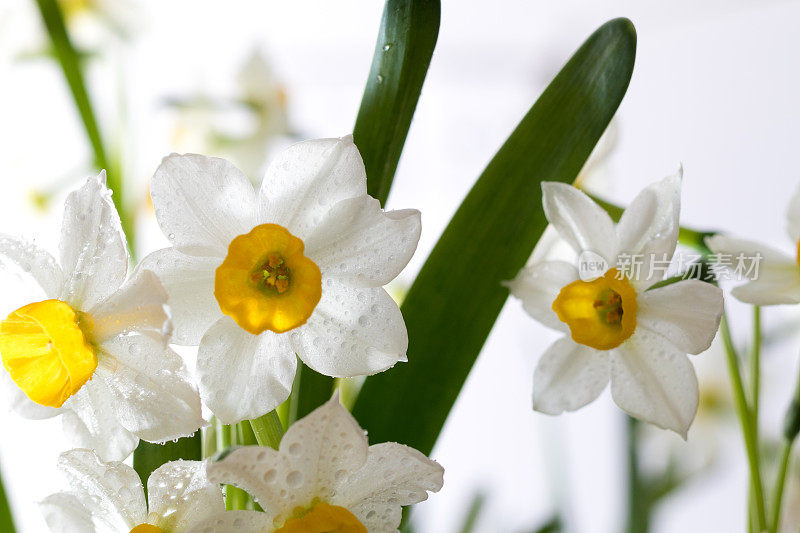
0 172 204 460
142 136 421 424
705 184 800 305
190 396 443 533
40 449 223 533
506 173 724 437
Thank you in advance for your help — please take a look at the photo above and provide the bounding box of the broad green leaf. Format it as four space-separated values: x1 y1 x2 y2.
354 0 440 206
133 432 201 494
33 0 133 246
298 0 440 418
0 463 15 533
352 18 637 454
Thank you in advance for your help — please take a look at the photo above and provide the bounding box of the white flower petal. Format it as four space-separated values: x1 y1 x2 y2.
259 136 367 240
147 460 224 533
40 493 96 533
57 449 146 530
304 195 421 287
505 261 578 332
616 172 682 288
541 182 617 262
150 154 258 256
0 234 63 298
185 511 272 533
139 248 223 345
638 280 723 354
197 318 296 424
59 171 128 310
610 330 698 438
532 337 609 415
292 280 407 377
61 379 139 462
332 442 444 532
97 334 204 443
787 183 800 242
206 398 368 521
89 269 170 344
705 235 800 305
1 366 61 419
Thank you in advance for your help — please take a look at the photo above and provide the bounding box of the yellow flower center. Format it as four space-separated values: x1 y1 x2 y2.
215 223 322 335
129 525 164 533
0 300 97 408
275 502 366 533
552 268 637 350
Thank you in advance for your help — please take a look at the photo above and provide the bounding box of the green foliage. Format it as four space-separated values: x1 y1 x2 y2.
133 432 202 495
0 464 14 533
353 18 637 454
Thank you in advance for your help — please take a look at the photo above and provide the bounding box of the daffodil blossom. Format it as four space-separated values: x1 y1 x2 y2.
0 172 204 460
142 136 421 424
40 448 223 533
705 184 800 305
190 396 443 533
506 173 724 437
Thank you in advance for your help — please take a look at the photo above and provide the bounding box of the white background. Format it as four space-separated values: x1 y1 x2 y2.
2 1 800 531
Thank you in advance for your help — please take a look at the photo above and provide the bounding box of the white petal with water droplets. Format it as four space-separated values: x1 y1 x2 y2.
184 510 272 533
39 492 96 533
533 337 609 414
505 261 577 332
292 280 407 377
0 234 63 298
304 195 421 287
541 182 617 263
57 449 146 530
197 317 296 424
89 269 170 344
151 154 258 256
615 172 682 289
59 171 128 310
637 280 723 354
258 136 367 240
610 330 698 438
97 334 205 443
147 460 224 533
333 442 444 532
61 378 139 462
139 248 223 345
0 366 61 419
206 398 368 524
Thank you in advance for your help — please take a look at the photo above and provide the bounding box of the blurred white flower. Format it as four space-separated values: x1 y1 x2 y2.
194 396 443 533
706 184 800 305
142 136 421 424
506 173 723 437
40 448 223 533
0 172 204 460
169 50 290 182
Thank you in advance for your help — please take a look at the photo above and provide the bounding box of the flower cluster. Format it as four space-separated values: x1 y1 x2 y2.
0 133 739 530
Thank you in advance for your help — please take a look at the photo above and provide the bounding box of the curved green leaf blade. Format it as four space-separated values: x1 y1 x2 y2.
352 18 637 454
354 0 440 206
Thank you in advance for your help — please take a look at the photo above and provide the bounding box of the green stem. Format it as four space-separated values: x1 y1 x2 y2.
769 441 792 533
0 461 15 533
768 360 800 533
33 0 135 253
750 306 761 426
720 312 767 531
203 418 218 459
249 411 285 450
625 416 649 533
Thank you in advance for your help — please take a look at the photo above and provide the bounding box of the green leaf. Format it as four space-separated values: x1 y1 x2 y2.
298 0 440 419
352 18 637 454
0 463 15 533
133 432 201 495
33 0 133 249
354 0 440 206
